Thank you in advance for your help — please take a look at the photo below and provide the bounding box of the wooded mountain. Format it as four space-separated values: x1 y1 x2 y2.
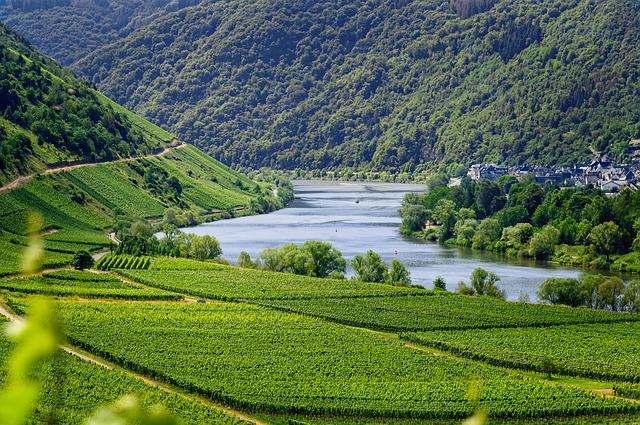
0 0 198 66
0 21 176 183
3 0 640 172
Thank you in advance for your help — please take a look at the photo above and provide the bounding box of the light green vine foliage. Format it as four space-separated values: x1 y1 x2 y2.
0 213 176 424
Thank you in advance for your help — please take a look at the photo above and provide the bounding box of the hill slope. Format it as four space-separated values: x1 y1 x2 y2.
0 22 281 276
5 0 638 172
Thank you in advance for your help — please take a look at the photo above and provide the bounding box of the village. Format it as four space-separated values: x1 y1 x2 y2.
466 140 640 193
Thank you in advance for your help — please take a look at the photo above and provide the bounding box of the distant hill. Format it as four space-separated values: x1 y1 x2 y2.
3 0 640 173
0 0 198 66
0 21 283 276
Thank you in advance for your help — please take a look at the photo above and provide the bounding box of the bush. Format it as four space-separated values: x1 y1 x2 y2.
73 251 94 271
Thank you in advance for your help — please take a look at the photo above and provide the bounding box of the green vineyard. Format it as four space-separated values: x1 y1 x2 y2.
97 254 152 271
0 317 247 424
404 322 640 382
0 270 178 300
40 300 637 420
257 294 640 332
120 267 426 301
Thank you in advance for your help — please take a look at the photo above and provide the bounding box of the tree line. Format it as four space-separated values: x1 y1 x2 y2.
400 175 640 269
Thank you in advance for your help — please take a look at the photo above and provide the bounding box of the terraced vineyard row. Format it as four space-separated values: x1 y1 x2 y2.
97 254 151 271
0 239 72 277
0 318 247 424
40 300 637 420
63 165 166 218
121 268 427 301
0 270 178 300
257 295 640 332
615 383 640 400
404 322 640 382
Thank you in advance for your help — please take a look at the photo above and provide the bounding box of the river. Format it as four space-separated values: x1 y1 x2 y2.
182 181 593 301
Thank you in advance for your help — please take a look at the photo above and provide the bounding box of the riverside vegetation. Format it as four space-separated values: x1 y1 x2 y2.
399 174 640 273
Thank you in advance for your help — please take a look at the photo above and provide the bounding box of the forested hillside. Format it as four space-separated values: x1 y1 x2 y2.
4 0 637 173
2 0 640 173
0 0 199 66
0 21 176 184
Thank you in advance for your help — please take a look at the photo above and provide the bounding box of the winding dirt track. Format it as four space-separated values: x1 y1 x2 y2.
0 301 267 425
0 142 185 194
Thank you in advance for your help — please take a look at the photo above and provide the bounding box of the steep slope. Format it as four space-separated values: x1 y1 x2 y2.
0 21 174 184
49 0 640 172
0 22 282 276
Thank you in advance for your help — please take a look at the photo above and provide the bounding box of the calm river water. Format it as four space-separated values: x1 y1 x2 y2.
183 181 592 301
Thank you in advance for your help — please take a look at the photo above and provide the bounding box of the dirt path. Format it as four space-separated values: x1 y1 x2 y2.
0 300 266 425
0 142 186 194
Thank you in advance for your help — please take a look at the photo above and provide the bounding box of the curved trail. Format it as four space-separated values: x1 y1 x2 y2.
0 142 186 194
0 301 266 425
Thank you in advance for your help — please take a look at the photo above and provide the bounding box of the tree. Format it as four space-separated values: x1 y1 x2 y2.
470 268 503 298
237 251 256 269
432 199 457 241
433 276 447 291
399 203 430 234
475 180 506 218
302 241 346 278
351 250 387 283
279 244 315 276
188 235 222 261
537 278 584 307
73 250 94 270
528 225 560 260
580 274 605 309
257 247 282 271
472 218 502 250
588 222 621 259
129 220 154 239
501 223 534 248
597 277 625 311
508 181 544 215
622 280 640 312
386 259 411 287
163 208 179 226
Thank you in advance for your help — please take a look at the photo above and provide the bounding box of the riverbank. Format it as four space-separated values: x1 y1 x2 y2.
410 229 640 276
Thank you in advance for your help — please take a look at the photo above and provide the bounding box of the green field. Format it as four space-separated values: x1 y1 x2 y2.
257 294 640 332
0 239 72 277
0 318 246 424
63 165 167 218
120 267 426 301
0 270 179 300
404 322 640 382
45 300 636 420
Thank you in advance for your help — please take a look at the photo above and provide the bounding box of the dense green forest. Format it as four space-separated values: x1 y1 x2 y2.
0 0 199 66
3 0 638 172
